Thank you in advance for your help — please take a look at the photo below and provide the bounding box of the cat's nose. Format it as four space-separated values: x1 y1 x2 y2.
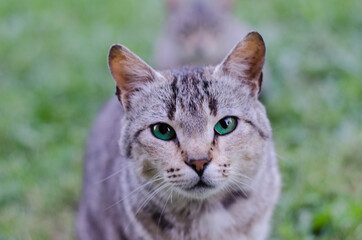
185 158 210 177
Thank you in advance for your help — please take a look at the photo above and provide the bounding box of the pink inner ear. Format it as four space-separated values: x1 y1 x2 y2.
218 32 265 96
108 44 156 107
223 33 265 79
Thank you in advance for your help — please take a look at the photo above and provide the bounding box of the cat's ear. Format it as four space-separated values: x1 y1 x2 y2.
215 31 265 97
108 44 158 107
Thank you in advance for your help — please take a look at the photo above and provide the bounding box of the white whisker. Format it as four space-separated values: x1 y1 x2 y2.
228 170 253 182
228 178 252 198
133 182 170 217
96 167 125 184
156 188 172 238
104 174 163 211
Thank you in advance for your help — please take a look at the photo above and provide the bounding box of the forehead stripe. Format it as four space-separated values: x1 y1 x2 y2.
166 67 218 119
167 77 178 120
202 80 217 116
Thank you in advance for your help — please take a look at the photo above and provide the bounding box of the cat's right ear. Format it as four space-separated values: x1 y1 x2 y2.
108 44 159 108
214 32 265 97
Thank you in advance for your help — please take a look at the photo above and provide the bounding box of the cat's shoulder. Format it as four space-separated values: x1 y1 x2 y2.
86 96 124 155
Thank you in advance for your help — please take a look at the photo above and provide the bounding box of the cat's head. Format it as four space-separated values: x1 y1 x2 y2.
164 0 235 66
108 32 270 200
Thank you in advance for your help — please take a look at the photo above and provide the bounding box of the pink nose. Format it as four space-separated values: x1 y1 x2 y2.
185 158 210 177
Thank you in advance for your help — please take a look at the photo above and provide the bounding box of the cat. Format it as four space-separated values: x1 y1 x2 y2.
76 32 281 240
154 0 250 70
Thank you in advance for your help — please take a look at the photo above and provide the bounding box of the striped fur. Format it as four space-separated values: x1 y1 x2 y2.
77 32 281 240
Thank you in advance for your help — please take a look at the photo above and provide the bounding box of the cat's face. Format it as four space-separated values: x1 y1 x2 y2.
108 32 269 200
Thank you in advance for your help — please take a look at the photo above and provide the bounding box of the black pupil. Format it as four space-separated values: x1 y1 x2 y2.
220 118 232 129
159 124 170 135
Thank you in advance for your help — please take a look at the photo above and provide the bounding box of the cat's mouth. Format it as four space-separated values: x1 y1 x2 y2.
178 180 219 199
187 180 214 191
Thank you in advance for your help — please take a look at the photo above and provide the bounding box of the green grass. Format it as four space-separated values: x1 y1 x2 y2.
0 0 361 239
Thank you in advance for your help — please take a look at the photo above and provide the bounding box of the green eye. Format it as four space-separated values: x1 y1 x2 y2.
151 123 176 141
214 117 237 135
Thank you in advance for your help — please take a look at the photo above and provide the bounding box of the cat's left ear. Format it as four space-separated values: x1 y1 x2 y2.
108 44 160 108
214 31 265 97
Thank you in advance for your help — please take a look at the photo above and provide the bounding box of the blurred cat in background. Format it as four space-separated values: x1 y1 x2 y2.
155 0 250 70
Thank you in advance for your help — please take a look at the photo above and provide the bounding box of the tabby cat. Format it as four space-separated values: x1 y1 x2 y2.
154 0 250 69
77 32 281 240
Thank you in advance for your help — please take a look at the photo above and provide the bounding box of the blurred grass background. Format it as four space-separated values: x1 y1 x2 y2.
0 0 361 239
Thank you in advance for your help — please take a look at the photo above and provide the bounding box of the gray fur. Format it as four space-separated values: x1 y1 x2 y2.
155 0 250 69
77 32 280 240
